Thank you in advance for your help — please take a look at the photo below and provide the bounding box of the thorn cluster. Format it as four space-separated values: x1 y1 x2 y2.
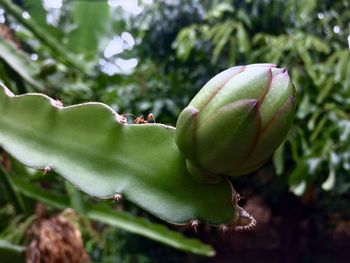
42 166 51 175
113 193 123 202
190 220 199 232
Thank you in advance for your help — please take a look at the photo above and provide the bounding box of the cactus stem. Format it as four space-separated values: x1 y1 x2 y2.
113 193 123 202
42 166 51 175
191 220 199 232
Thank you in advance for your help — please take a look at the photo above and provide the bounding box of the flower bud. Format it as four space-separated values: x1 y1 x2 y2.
175 64 296 182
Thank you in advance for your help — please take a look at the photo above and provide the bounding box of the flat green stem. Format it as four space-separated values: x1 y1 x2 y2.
0 84 236 225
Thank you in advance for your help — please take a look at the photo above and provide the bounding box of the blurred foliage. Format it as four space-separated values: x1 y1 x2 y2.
0 0 350 261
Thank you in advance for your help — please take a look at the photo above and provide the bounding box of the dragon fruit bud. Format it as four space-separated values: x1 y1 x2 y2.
175 64 296 182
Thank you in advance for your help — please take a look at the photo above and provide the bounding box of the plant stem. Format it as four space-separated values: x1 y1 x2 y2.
0 165 25 214
0 240 26 263
0 0 86 72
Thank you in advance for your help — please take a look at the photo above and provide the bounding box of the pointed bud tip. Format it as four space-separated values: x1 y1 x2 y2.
272 67 289 77
187 106 200 115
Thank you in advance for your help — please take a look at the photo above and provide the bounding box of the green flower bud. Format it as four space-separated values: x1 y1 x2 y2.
175 64 296 182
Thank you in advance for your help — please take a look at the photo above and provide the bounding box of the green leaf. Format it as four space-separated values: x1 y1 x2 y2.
316 78 334 104
205 2 234 20
211 22 234 63
0 214 36 244
0 240 25 263
0 38 44 91
11 175 68 210
0 0 85 72
321 167 335 191
67 1 110 60
290 180 306 196
288 159 308 187
23 0 46 26
11 175 215 256
236 23 250 56
0 165 25 214
310 117 327 142
322 151 339 191
0 85 235 226
65 181 86 214
173 27 197 61
86 204 215 257
23 0 61 40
